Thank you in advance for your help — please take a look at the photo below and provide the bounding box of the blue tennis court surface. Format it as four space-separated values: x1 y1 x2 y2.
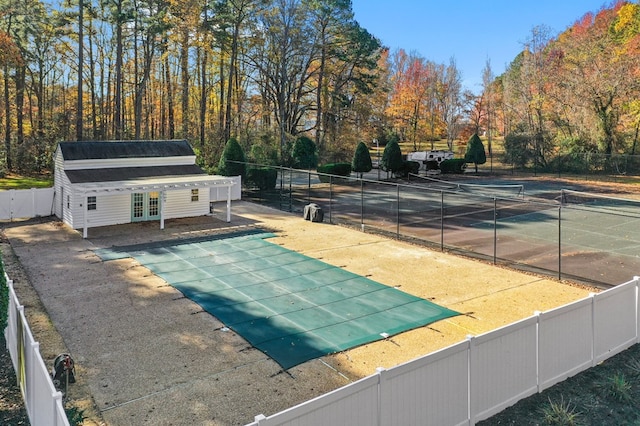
95 231 459 369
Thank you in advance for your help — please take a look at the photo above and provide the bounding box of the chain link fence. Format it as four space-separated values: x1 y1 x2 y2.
241 163 640 287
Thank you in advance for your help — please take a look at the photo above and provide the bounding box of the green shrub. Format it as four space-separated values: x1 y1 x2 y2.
425 160 439 170
440 158 467 174
352 142 373 178
218 138 247 179
380 140 403 175
599 372 632 402
464 133 486 173
394 160 420 178
291 136 318 169
0 254 7 332
317 163 352 183
246 167 278 190
317 163 352 176
66 405 86 426
539 396 581 425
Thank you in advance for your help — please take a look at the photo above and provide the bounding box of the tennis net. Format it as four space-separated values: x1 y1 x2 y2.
409 174 525 199
561 189 640 217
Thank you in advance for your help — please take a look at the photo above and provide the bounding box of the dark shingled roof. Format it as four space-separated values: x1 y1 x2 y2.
65 165 206 184
58 140 195 160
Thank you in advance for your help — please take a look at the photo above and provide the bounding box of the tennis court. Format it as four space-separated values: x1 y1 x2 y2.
95 231 459 369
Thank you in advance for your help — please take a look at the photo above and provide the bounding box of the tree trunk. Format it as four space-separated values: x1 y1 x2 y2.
315 28 326 152
218 52 225 143
224 24 239 143
76 0 84 141
15 65 25 153
199 47 207 151
114 4 123 140
88 18 99 139
180 28 189 138
164 45 175 140
3 65 12 171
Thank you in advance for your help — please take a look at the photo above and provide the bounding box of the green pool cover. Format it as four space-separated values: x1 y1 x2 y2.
95 231 459 369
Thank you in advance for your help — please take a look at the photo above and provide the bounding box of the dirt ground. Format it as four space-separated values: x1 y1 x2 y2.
0 201 599 425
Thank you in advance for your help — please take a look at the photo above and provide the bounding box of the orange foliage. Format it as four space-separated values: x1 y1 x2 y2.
0 30 23 67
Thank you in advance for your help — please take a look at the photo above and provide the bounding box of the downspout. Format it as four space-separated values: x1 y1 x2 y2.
160 190 165 230
82 193 88 238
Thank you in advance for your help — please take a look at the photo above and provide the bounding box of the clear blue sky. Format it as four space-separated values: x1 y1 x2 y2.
351 0 611 92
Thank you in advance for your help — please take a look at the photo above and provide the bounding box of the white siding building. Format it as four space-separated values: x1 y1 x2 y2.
53 140 236 238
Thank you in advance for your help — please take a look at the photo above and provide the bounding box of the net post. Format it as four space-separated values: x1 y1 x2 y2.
289 168 292 212
307 171 311 205
396 184 400 239
360 179 364 231
558 205 562 281
440 190 444 251
493 197 497 265
329 175 333 224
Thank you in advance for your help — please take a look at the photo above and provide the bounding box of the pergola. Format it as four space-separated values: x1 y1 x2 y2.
73 174 236 238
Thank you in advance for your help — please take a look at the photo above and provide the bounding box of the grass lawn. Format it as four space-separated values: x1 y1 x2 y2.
0 173 53 190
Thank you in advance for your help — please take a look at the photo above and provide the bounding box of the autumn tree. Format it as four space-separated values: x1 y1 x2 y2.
559 6 639 155
306 0 353 151
387 52 431 150
315 21 380 160
438 58 463 151
0 27 22 171
502 25 554 168
482 59 495 160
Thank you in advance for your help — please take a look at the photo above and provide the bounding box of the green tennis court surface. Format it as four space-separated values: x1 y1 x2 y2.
95 231 459 369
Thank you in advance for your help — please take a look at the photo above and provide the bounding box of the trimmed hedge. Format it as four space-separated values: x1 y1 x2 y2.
317 163 352 183
394 160 420 178
318 163 352 176
440 159 467 174
425 160 440 170
246 167 278 190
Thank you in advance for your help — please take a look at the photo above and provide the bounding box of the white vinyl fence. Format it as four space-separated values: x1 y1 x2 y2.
211 175 242 201
249 276 640 426
0 181 241 222
0 188 55 220
4 272 69 426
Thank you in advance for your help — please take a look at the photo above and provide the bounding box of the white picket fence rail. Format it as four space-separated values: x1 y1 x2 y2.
3 272 69 426
0 188 56 220
249 276 640 426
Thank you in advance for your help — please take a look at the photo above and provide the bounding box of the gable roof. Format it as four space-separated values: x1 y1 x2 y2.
65 165 206 184
58 140 195 161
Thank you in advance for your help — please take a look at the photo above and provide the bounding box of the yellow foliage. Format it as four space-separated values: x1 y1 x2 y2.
614 3 638 34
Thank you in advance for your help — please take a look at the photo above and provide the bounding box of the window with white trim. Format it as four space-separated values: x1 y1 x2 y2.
88 196 97 210
191 188 199 202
